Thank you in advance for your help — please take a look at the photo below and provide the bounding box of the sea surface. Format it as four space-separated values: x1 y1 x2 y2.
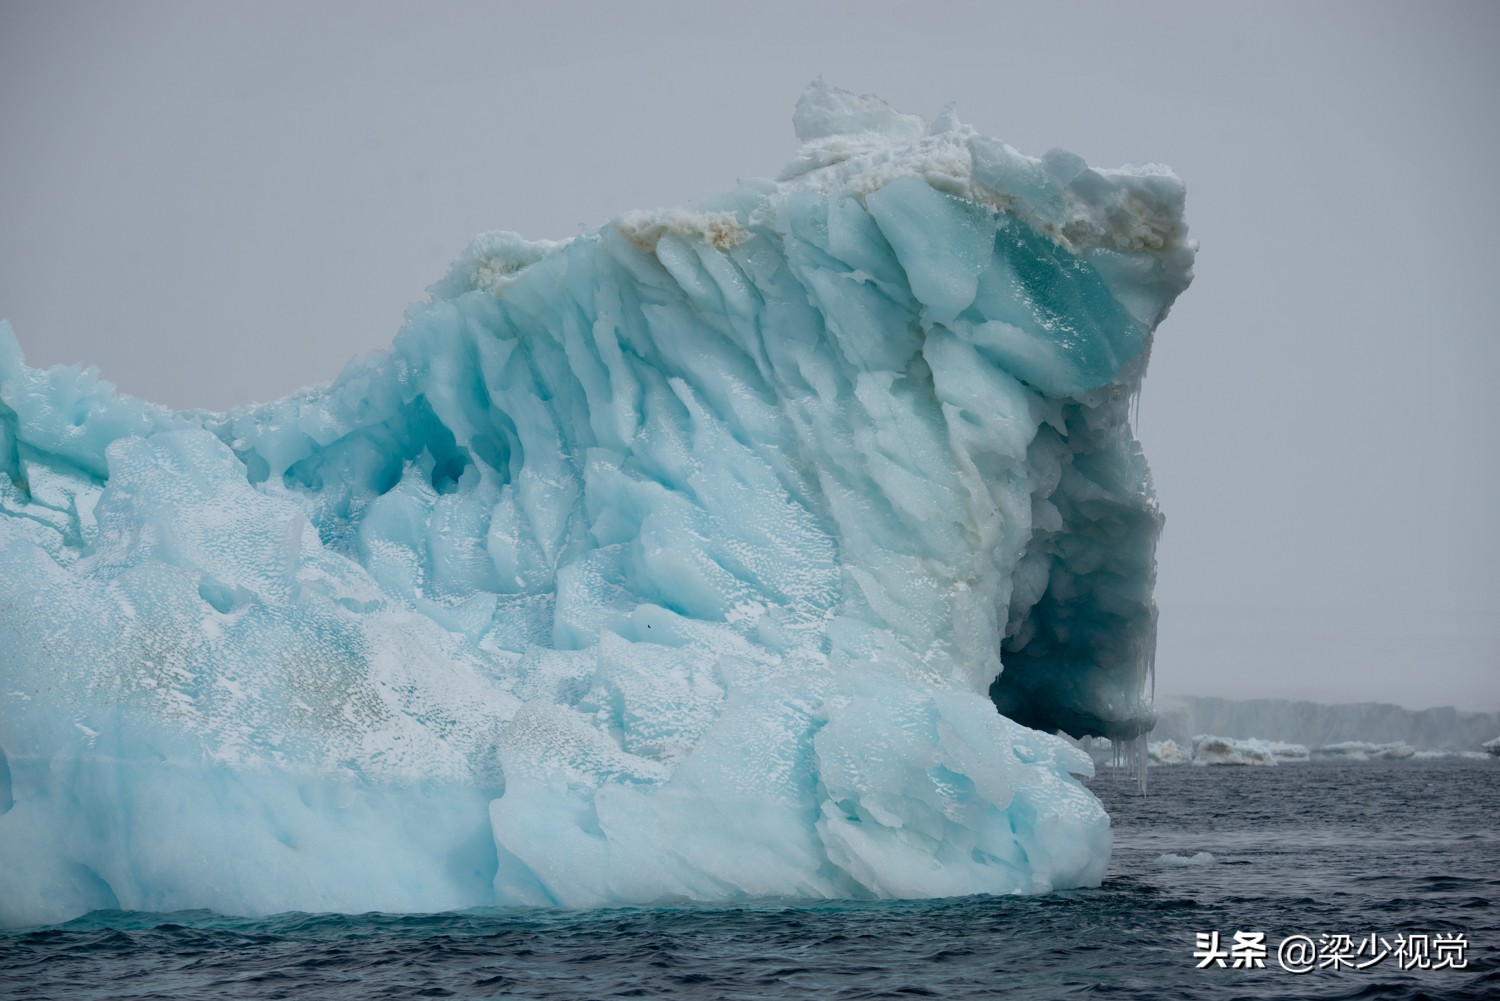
2 758 1495 1000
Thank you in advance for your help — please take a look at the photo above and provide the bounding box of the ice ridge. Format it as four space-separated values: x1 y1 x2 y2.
0 82 1193 926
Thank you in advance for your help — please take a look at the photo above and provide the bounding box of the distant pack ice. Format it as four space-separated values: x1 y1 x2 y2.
0 82 1193 926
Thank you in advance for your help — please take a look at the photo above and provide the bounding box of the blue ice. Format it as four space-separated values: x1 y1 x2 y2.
0 82 1193 926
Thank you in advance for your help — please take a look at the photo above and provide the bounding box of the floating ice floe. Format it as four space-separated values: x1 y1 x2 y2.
1147 739 1185 765
1154 851 1215 867
1188 735 1310 766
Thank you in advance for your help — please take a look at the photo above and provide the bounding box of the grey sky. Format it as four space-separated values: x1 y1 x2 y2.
1 0 1496 711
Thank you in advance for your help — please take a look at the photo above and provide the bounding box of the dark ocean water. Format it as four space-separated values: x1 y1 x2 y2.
2 758 1495 1000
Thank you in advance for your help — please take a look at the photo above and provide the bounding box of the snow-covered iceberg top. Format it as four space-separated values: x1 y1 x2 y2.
0 83 1193 927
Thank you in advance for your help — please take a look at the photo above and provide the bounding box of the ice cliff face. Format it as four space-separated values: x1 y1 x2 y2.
0 83 1193 926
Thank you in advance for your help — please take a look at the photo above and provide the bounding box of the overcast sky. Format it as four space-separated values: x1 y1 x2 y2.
1 0 1496 711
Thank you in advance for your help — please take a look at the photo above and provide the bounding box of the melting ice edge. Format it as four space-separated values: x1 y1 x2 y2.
0 83 1194 926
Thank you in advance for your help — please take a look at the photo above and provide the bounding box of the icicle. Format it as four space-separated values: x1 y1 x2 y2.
1095 734 1147 794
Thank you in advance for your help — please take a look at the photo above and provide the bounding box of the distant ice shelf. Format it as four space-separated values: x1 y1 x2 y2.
1150 696 1500 753
0 82 1193 927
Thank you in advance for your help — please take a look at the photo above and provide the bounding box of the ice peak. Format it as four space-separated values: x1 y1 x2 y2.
791 79 926 145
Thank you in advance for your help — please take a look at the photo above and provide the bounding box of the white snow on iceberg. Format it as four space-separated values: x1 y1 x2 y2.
0 82 1193 927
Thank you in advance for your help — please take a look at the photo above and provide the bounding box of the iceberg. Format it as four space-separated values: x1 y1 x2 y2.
0 83 1193 927
1147 739 1185 765
1186 735 1308 766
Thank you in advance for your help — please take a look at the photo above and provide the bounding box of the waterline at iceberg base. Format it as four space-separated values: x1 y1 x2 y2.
0 83 1193 927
